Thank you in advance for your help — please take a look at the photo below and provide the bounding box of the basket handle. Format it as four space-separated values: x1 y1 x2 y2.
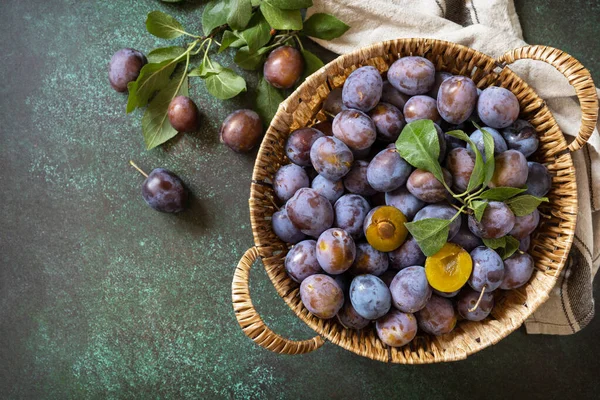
232 247 325 355
497 45 598 152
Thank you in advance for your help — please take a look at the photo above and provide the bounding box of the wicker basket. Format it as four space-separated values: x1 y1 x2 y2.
232 39 598 363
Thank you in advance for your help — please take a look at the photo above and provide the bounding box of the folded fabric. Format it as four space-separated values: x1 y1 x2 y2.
307 0 600 334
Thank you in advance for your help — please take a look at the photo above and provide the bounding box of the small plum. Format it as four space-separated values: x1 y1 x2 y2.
403 95 441 124
477 86 520 129
342 66 383 112
141 168 188 213
263 46 304 89
168 96 200 132
468 201 515 239
273 164 309 202
316 228 356 275
489 150 528 188
108 48 147 92
406 168 452 203
376 310 417 347
388 56 436 95
369 103 405 142
300 274 344 319
220 109 263 153
416 295 457 336
285 240 322 282
286 128 325 166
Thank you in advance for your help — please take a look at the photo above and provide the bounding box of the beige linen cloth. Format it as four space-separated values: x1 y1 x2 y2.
307 0 600 334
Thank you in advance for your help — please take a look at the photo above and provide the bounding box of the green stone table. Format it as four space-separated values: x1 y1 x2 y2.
1 1 598 398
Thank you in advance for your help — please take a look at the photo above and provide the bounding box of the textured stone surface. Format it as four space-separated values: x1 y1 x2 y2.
0 0 598 398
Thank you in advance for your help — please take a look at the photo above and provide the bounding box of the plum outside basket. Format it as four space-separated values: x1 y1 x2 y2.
231 39 598 364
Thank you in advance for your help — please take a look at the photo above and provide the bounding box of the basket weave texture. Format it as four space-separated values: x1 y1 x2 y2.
232 39 598 363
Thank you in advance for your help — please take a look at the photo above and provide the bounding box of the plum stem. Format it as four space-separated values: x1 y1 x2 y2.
468 286 486 312
129 160 148 178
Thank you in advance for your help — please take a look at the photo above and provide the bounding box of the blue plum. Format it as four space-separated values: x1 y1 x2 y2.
403 95 441 124
477 86 520 129
385 186 425 220
437 76 478 124
416 295 457 335
388 56 436 95
300 274 344 319
367 148 412 192
285 127 325 166
343 160 377 196
272 209 306 244
311 174 344 204
469 246 505 291
468 201 515 239
376 310 417 347
525 162 552 197
349 274 392 319
334 194 371 239
310 136 354 181
389 266 432 313
457 288 494 321
273 164 309 202
332 109 377 151
413 204 462 240
285 240 322 282
316 228 356 275
388 236 426 270
286 188 334 237
342 66 383 112
369 102 405 142
349 242 389 276
501 119 539 157
500 253 534 290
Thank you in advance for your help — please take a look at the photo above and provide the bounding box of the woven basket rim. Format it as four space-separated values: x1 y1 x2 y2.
247 38 578 363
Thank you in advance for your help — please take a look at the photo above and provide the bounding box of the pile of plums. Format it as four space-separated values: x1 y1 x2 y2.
271 57 552 348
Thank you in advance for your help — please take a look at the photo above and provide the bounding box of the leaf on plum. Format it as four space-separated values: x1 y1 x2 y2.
405 218 452 257
396 120 445 184
142 68 188 149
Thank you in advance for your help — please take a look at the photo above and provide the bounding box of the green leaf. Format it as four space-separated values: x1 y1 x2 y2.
147 46 185 63
445 129 484 192
301 49 324 78
234 46 269 70
127 59 179 113
251 0 262 5
202 0 231 35
472 122 496 184
256 77 284 124
396 120 445 184
506 195 549 217
501 236 521 259
482 236 520 259
479 187 527 201
238 11 272 53
482 237 506 250
267 0 312 9
146 11 186 39
188 60 223 77
302 13 350 40
260 2 303 30
404 218 452 257
161 0 184 3
227 0 253 30
204 67 247 99
142 68 188 150
219 31 240 53
471 200 488 222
